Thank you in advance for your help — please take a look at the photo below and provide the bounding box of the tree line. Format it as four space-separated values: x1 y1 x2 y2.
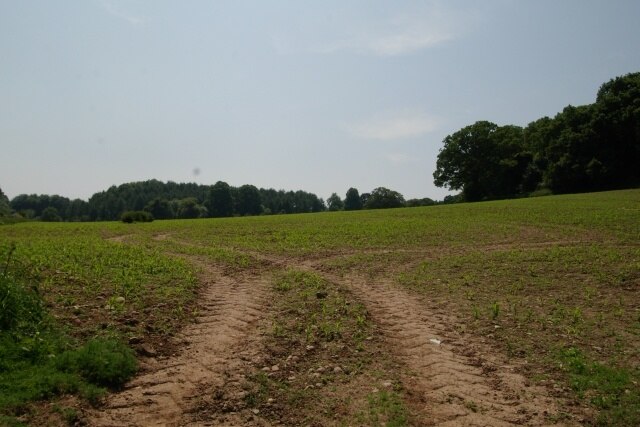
8 72 631 220
433 71 640 201
3 180 321 221
3 180 450 222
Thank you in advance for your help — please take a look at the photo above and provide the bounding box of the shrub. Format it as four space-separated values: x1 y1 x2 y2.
0 248 44 333
56 338 137 388
121 211 153 223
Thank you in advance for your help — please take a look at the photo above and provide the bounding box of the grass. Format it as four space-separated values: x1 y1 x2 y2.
560 347 640 426
0 189 637 424
365 389 408 427
235 269 410 425
0 258 137 424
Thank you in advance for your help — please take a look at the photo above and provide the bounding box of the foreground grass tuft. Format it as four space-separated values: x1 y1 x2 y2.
0 248 137 423
560 347 640 426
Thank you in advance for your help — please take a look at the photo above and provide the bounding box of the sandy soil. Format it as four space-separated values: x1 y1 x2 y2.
88 262 272 426
86 244 577 426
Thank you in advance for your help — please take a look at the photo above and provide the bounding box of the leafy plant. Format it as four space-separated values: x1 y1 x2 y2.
56 338 137 388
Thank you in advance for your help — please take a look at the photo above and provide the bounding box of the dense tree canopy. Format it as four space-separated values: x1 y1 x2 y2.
10 194 90 221
406 197 435 207
344 188 362 211
365 187 405 209
176 197 207 219
40 207 62 222
434 71 640 201
259 188 324 214
327 193 344 211
205 181 234 218
7 180 328 222
0 188 10 216
143 198 174 220
433 121 528 201
236 185 262 216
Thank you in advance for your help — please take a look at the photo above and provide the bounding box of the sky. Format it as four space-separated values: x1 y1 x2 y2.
1 1 640 202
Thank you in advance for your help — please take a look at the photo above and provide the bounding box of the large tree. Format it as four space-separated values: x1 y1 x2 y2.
236 185 262 216
591 71 640 189
40 206 62 222
205 181 234 217
144 198 174 219
365 187 405 209
433 121 529 201
538 105 598 193
0 187 11 216
326 193 344 211
344 188 362 211
176 198 207 219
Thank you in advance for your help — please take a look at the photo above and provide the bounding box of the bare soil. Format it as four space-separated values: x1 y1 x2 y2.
85 248 581 426
88 261 272 426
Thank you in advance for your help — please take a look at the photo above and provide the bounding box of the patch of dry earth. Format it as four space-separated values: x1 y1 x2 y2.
88 263 271 427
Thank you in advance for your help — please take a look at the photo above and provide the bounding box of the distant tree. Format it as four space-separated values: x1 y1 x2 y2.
327 193 344 211
359 192 371 207
0 187 10 216
144 198 174 219
40 207 62 222
177 198 207 219
205 181 234 217
365 187 405 209
236 185 262 216
66 199 90 221
258 188 325 214
534 105 594 193
406 197 435 207
442 194 463 204
121 211 153 223
344 188 362 211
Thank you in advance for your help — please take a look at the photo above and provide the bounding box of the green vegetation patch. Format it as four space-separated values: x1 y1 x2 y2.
0 226 198 340
560 348 639 426
238 269 409 425
398 242 640 424
0 253 137 423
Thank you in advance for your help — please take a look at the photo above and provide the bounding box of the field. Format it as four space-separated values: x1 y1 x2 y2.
1 189 639 426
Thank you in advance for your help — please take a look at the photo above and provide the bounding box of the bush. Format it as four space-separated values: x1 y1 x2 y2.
0 246 137 421
56 338 137 388
121 211 153 223
0 246 44 333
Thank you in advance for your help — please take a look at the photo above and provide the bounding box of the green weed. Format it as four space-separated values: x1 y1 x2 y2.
366 390 408 427
560 347 640 425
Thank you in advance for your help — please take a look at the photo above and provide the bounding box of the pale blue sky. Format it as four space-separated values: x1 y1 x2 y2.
2 1 639 201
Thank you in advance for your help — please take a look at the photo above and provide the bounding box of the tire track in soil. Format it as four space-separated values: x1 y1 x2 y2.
231 247 571 425
88 261 272 427
294 260 571 426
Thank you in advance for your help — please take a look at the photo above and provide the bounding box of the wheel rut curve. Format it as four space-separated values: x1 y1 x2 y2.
200 247 571 425
88 261 272 427
294 260 569 426
344 278 566 425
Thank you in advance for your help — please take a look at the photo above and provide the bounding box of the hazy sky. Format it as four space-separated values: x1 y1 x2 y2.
2 1 639 201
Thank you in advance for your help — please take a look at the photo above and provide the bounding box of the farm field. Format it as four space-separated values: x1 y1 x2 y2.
1 189 639 426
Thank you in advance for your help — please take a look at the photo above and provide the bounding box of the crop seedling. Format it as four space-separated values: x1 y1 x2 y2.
490 302 500 320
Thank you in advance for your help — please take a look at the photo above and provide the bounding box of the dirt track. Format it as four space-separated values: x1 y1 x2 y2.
334 275 561 426
89 261 272 426
88 247 572 426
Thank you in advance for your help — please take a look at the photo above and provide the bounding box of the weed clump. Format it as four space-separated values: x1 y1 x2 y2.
56 338 137 388
0 243 138 422
560 347 640 425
